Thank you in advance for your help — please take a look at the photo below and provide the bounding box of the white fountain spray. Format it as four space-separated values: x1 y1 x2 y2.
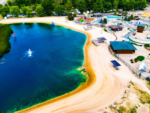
28 49 32 57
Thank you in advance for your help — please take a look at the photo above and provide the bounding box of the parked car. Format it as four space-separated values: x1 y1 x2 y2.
7 14 14 18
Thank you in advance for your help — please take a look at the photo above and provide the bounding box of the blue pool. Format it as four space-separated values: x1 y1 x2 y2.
0 23 87 113
106 16 122 20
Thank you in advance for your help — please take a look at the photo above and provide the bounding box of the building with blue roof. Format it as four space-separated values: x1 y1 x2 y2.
137 24 145 33
110 41 137 54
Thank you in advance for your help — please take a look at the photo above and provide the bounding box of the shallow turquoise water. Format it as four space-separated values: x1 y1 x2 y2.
0 23 87 113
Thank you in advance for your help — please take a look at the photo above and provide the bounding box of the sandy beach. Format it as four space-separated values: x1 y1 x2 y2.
0 17 149 113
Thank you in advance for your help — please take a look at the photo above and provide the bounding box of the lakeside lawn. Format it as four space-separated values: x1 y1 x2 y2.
0 24 13 57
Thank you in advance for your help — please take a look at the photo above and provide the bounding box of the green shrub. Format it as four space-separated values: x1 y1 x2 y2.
104 28 107 32
127 17 131 21
73 14 76 17
68 13 75 20
100 19 103 23
136 56 145 61
119 106 127 113
130 14 134 20
138 90 150 104
144 44 150 47
103 18 107 23
134 56 145 62
128 107 137 113
124 16 128 21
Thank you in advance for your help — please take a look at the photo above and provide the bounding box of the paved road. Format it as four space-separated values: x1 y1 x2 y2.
0 0 7 5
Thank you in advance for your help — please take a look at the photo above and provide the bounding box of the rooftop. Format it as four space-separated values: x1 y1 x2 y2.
137 24 145 27
110 41 137 50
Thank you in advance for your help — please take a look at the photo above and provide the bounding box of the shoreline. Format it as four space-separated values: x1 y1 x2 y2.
1 17 148 113
2 21 96 113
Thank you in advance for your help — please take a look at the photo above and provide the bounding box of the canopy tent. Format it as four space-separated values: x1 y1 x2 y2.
108 25 123 31
111 60 121 70
97 37 107 42
111 60 121 67
93 13 102 16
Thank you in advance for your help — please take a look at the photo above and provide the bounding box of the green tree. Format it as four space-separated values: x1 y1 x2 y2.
42 0 54 15
35 5 44 16
26 6 32 17
103 18 107 23
124 16 127 21
65 0 72 12
25 0 31 6
32 4 36 11
76 0 87 13
1 6 10 17
113 0 118 10
104 2 112 11
0 4 3 13
21 6 27 15
7 0 12 6
139 0 147 9
124 11 127 16
55 5 65 15
127 16 131 21
68 13 75 20
126 0 135 10
130 14 134 20
100 19 103 23
86 0 94 10
93 0 103 12
10 6 20 17
118 0 127 10
134 1 139 10
15 0 25 7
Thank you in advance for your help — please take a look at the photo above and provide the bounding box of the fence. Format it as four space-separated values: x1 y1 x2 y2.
108 46 139 77
115 55 139 77
113 32 118 41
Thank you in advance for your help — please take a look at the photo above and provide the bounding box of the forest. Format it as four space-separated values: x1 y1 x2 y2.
0 0 148 17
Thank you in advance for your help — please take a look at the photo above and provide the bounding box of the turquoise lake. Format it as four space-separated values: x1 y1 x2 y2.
0 23 87 113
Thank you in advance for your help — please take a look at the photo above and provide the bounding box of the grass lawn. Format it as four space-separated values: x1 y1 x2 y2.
0 24 13 57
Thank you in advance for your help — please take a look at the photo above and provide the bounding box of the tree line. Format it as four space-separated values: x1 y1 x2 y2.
0 0 148 17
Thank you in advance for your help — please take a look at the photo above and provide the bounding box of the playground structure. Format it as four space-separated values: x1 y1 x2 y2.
75 16 94 24
52 22 55 26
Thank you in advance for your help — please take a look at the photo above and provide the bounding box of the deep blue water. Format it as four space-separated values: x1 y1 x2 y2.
0 23 87 113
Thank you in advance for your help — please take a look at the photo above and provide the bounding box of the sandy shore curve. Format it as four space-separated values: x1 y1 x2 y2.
0 17 148 113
